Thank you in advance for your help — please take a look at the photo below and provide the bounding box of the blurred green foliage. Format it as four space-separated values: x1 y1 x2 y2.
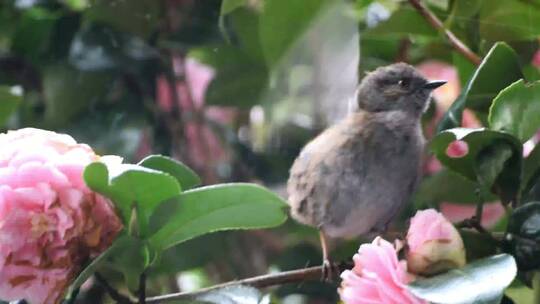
1 0 540 303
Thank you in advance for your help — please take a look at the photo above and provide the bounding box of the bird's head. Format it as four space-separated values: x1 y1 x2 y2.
356 63 446 116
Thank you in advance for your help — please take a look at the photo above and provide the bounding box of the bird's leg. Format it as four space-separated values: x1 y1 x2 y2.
319 230 335 282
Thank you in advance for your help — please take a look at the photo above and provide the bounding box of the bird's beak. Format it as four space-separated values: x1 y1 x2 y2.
423 80 447 90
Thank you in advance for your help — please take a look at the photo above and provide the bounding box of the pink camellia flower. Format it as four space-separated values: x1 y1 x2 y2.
532 49 540 68
406 209 466 276
155 56 235 182
0 128 122 304
446 140 469 158
339 237 426 304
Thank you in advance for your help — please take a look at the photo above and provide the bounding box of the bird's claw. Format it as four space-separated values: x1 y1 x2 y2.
321 259 337 282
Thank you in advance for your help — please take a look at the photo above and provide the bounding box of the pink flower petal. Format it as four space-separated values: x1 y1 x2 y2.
446 140 469 158
0 128 123 303
339 238 427 304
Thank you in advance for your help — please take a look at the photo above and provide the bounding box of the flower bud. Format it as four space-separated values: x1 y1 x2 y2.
406 209 466 276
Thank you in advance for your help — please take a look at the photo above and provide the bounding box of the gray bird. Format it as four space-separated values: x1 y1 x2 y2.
286 63 445 278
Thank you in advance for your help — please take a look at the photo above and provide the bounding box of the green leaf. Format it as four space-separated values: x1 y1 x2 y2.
365 7 437 37
138 155 201 190
42 64 112 128
453 51 476 87
503 202 540 271
438 42 523 132
148 183 288 250
206 65 268 107
431 128 522 203
0 86 21 126
445 0 481 51
475 143 513 190
489 79 540 143
480 0 540 42
447 0 482 22
414 169 497 207
83 162 181 238
220 0 248 15
228 8 265 62
11 7 59 63
189 46 268 108
259 0 328 66
408 254 517 304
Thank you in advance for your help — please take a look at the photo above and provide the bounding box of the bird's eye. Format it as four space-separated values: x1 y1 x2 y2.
398 78 410 87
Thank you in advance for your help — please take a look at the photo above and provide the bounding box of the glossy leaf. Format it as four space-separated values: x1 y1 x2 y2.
503 202 540 271
431 128 522 203
414 169 497 207
475 143 513 190
408 254 517 304
259 0 328 66
0 86 21 126
438 42 523 132
489 79 540 143
138 155 201 190
149 183 288 250
83 161 181 238
480 1 540 42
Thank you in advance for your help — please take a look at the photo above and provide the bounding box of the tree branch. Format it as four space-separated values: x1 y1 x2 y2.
145 262 352 303
407 0 482 66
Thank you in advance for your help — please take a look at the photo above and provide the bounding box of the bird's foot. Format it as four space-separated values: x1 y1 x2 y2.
321 258 338 282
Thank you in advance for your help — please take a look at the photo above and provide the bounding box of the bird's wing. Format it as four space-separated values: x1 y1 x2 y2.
287 117 364 226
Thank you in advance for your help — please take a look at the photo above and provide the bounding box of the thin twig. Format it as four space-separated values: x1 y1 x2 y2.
395 37 412 63
94 273 134 304
407 0 482 66
474 188 485 226
146 262 352 303
139 272 147 304
456 217 489 235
